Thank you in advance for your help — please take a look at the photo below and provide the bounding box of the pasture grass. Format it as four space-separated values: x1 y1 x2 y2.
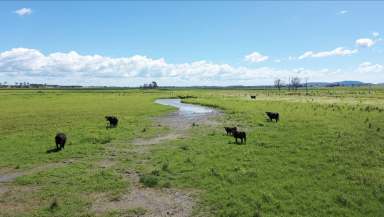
0 89 172 216
148 89 384 217
1 87 384 216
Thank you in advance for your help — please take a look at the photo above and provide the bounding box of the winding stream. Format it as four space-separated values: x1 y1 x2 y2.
155 98 216 118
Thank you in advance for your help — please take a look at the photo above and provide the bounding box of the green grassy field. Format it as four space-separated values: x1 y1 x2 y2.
0 88 383 217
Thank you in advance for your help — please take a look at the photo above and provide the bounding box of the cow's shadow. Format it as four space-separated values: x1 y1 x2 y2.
46 147 61 154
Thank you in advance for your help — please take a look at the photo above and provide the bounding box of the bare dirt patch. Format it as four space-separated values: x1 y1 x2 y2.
0 159 75 183
0 185 40 216
0 159 76 215
92 101 220 217
92 170 195 217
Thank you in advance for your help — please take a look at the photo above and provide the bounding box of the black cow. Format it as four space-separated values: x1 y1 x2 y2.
105 116 119 128
266 112 279 122
55 133 66 150
250 95 256 99
233 130 246 144
224 127 237 135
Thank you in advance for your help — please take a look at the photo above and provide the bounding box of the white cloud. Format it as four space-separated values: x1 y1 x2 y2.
0 48 382 86
14 8 32 16
338 10 348 15
244 52 269 63
357 62 384 73
298 47 357 59
0 48 280 86
372 32 380 38
355 38 375 48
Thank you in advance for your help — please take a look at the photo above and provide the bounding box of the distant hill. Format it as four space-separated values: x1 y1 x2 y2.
337 81 367 86
308 81 371 87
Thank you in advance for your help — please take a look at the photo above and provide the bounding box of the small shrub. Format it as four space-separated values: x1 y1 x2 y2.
161 161 169 171
210 168 220 177
162 182 171 188
151 170 160 176
336 194 349 207
49 198 59 211
139 175 158 187
180 144 189 150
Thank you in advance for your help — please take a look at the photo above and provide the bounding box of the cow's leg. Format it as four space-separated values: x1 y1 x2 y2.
56 143 59 150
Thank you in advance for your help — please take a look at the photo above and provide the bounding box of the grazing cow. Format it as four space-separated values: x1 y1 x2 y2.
250 95 256 99
105 116 119 128
233 130 246 144
55 133 66 150
224 127 237 135
266 112 279 122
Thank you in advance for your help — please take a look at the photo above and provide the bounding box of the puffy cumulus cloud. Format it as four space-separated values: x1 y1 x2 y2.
244 52 269 63
0 48 282 85
1 48 381 86
298 47 357 59
357 62 384 73
372 32 380 38
0 48 169 78
14 8 32 16
355 38 375 48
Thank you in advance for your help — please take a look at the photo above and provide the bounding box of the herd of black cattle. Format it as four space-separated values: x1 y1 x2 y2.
54 111 280 150
224 111 279 144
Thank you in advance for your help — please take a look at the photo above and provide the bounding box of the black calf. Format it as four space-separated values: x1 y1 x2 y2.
105 116 119 128
233 130 246 144
224 127 237 135
266 112 279 122
55 133 66 150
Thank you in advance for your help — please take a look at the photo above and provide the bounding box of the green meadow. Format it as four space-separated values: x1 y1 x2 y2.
0 87 383 217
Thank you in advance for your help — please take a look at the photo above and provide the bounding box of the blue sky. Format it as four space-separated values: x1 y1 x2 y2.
0 1 383 86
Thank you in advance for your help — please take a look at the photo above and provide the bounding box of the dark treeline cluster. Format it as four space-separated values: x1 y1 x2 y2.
274 77 307 91
140 81 158 89
0 82 82 89
274 78 373 91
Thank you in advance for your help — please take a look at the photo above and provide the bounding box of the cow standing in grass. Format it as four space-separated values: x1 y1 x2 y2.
55 133 66 150
224 127 237 135
250 95 256 99
266 112 279 122
233 130 246 144
105 116 119 128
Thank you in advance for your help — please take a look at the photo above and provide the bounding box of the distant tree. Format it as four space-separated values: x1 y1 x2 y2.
274 78 284 91
291 77 301 91
141 81 158 89
304 77 309 95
